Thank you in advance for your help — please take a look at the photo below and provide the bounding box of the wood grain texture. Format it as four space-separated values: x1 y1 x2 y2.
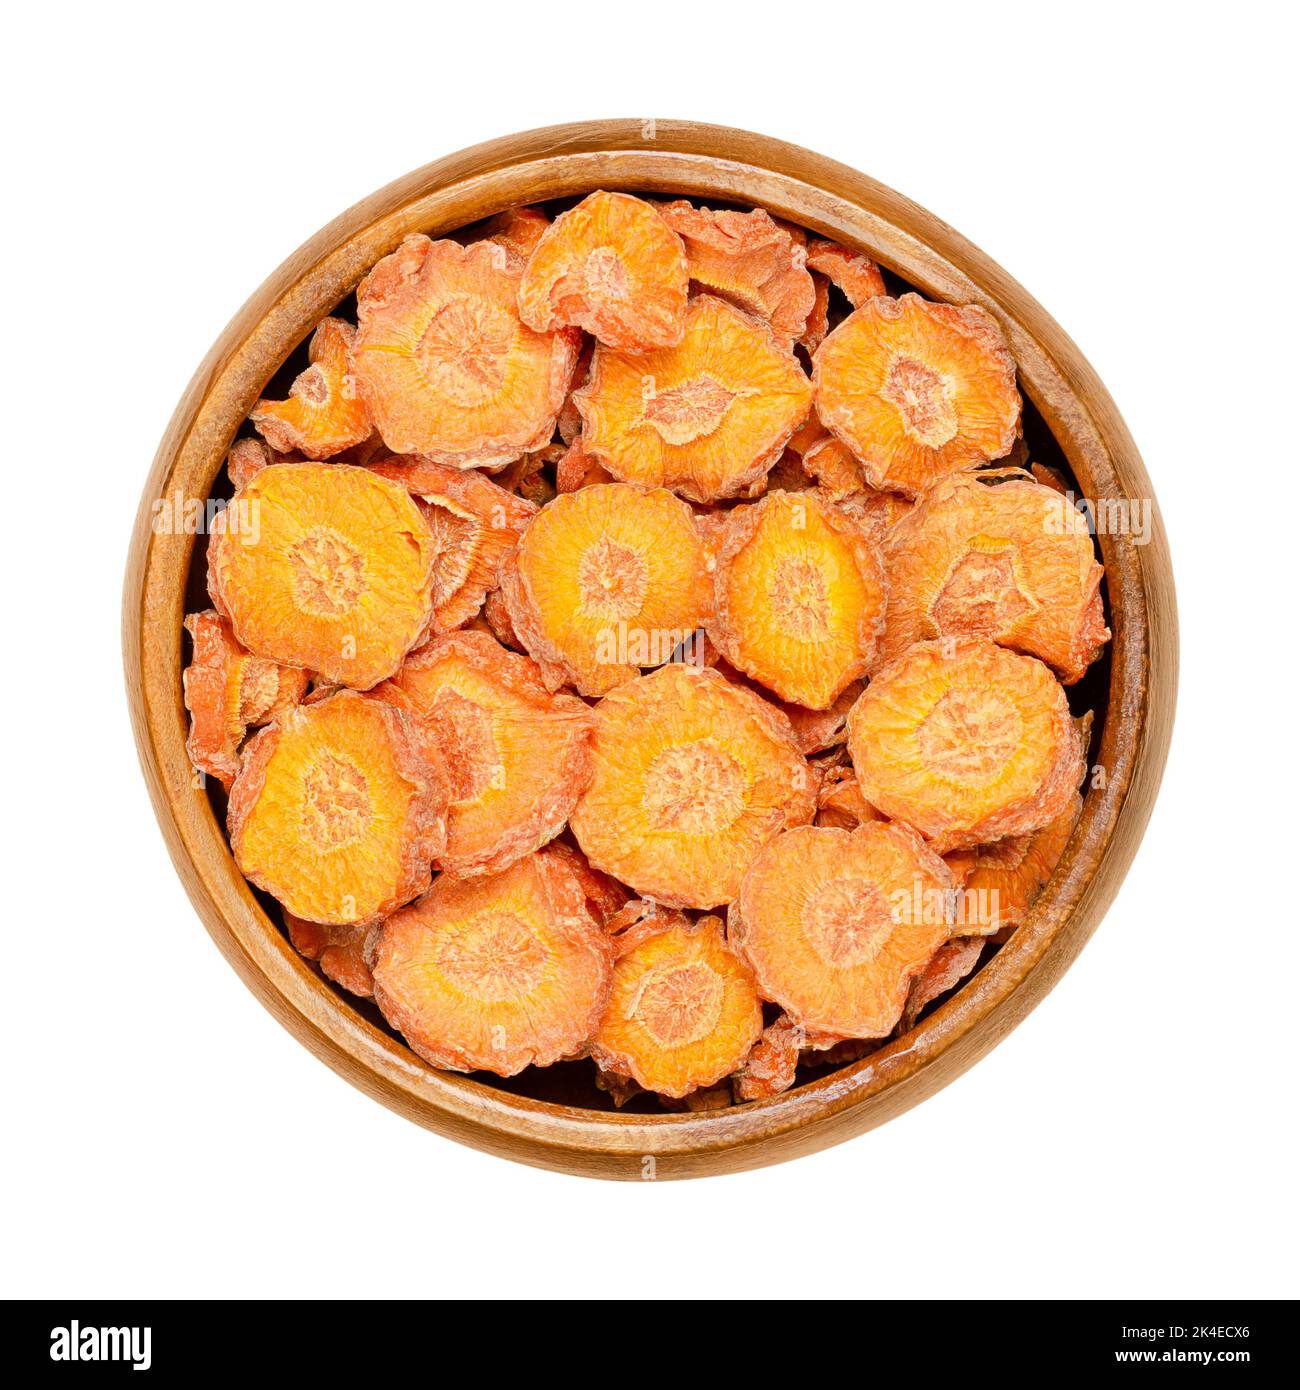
122 120 1178 1179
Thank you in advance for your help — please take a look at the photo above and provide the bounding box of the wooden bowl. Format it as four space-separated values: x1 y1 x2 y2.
123 120 1177 1179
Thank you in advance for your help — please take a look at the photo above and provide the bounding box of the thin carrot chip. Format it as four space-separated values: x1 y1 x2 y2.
284 912 376 999
500 481 712 696
813 294 1021 497
182 609 309 787
226 436 299 491
544 841 630 929
801 1034 880 1067
592 913 762 1098
481 585 522 651
814 765 886 829
800 434 865 501
251 317 372 460
595 1069 644 1108
764 448 815 494
570 663 814 909
374 630 594 876
1031 460 1070 495
945 792 1083 937
836 485 915 539
208 463 436 689
878 470 1109 683
799 271 831 354
661 1084 733 1112
714 657 865 756
733 1014 805 1102
367 453 537 634
496 443 561 506
575 294 813 503
805 237 887 307
658 201 815 344
481 205 550 265
709 491 887 709
353 235 579 468
731 821 954 1038
518 191 689 351
557 339 594 446
228 689 448 926
371 847 614 1076
847 637 1083 851
900 937 984 1029
554 436 613 493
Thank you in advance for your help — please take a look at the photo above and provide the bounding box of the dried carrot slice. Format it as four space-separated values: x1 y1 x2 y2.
367 453 537 634
766 675 865 756
500 481 712 696
732 821 954 1038
781 434 915 536
554 436 612 493
690 510 732 572
570 663 814 908
481 205 550 264
481 586 521 651
207 462 436 689
661 1084 733 1112
250 317 372 460
733 1014 805 1102
182 610 309 787
994 435 1030 470
847 638 1083 851
799 271 831 354
518 191 689 351
709 491 887 709
945 791 1082 936
804 238 887 307
786 415 827 458
227 436 298 491
596 1070 645 1107
497 444 560 506
801 434 866 501
1031 460 1070 495
330 433 391 468
879 471 1109 683
284 912 375 999
557 339 594 446
739 817 951 1039
813 294 1021 497
602 896 668 938
228 690 448 926
353 235 579 467
321 941 374 998
805 1037 881 1067
370 847 614 1076
658 201 815 344
544 841 630 928
764 448 814 495
900 936 984 1029
793 681 865 752
591 914 762 1098
576 294 813 503
374 630 594 877
814 765 885 829
837 485 914 538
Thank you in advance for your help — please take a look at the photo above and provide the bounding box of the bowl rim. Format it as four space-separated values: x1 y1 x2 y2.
123 119 1178 1180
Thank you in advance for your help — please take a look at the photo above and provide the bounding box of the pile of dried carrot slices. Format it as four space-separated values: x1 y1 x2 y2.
184 190 1107 1108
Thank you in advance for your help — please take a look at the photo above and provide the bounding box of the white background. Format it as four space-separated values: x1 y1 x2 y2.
3 1 1296 1301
